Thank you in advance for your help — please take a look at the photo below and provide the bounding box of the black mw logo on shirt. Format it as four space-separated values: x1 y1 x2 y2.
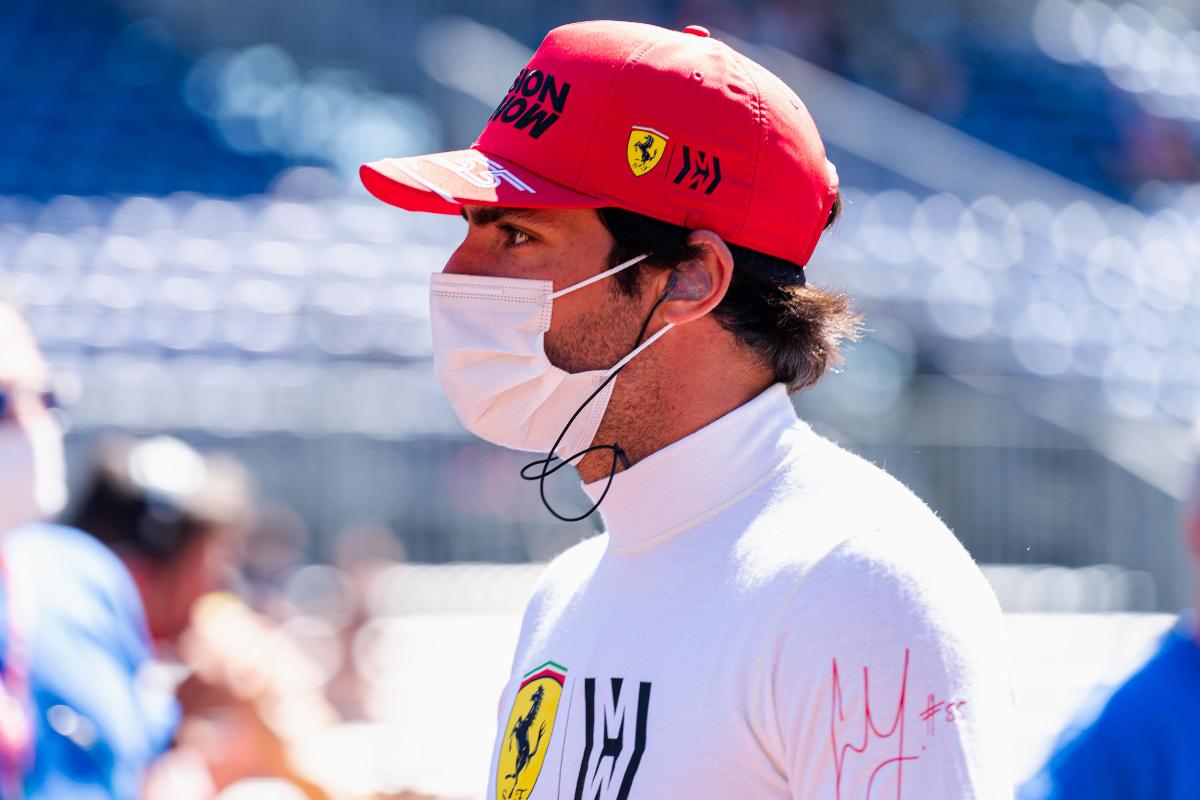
574 677 652 800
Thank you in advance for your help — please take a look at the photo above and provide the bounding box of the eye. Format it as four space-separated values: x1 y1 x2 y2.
499 224 532 247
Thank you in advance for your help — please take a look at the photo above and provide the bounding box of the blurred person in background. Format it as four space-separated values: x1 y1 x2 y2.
0 294 177 798
64 436 309 799
240 501 312 618
0 295 65 535
361 20 1013 799
66 439 424 800
67 435 253 650
324 518 405 720
151 593 339 800
1020 422 1200 799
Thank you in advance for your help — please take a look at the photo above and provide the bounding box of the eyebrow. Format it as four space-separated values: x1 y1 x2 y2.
460 206 555 228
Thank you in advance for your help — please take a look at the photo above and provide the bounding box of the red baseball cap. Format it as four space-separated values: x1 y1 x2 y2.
360 20 839 267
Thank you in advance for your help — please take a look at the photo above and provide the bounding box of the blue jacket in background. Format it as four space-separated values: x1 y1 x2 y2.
1020 615 1200 799
0 524 179 799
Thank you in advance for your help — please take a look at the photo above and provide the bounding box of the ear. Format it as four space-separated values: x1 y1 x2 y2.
658 229 734 326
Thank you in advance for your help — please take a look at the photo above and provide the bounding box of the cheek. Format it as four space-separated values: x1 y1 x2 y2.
201 539 234 587
174 539 227 604
544 285 639 374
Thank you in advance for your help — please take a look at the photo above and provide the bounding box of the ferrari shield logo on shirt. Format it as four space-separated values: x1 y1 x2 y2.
626 126 668 176
497 661 567 800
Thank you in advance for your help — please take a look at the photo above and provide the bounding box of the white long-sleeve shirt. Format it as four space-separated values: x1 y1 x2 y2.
488 383 1014 800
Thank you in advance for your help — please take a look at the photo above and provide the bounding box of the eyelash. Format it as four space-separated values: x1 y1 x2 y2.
499 224 532 248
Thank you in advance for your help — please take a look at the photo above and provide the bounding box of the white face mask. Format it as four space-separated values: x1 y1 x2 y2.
0 415 68 534
429 253 674 457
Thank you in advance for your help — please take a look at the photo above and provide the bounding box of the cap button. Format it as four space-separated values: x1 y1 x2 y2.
682 24 711 37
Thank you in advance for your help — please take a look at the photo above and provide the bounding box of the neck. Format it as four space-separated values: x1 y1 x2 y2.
577 350 774 484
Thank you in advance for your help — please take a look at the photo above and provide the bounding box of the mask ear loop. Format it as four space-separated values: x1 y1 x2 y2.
520 277 677 523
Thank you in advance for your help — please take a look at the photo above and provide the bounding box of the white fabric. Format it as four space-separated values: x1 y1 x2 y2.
488 383 1015 799
0 416 67 534
429 254 667 456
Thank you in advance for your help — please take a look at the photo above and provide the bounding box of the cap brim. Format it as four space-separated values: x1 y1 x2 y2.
360 148 606 214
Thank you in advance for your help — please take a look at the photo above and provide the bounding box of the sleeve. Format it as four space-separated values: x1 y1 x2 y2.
1019 679 1160 800
758 530 1016 800
1020 725 1132 800
18 526 179 799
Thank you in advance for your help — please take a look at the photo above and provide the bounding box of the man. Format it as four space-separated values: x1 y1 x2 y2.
0 295 177 798
68 435 252 648
66 438 361 800
361 20 1013 798
1020 423 1200 799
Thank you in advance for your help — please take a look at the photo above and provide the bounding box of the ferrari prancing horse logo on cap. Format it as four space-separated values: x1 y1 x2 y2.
627 126 668 177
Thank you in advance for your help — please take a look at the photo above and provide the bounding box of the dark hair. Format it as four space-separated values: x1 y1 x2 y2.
69 436 251 561
599 193 862 391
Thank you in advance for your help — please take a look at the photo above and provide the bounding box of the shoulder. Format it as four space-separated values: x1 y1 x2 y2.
742 428 983 611
1071 627 1199 737
762 461 1011 709
759 449 1016 795
505 533 607 662
795 428 950 534
809 524 997 622
523 533 607 619
1115 626 1200 699
764 523 1016 797
775 525 1005 669
5 523 132 587
4 523 147 644
1026 628 1200 799
1026 637 1190 799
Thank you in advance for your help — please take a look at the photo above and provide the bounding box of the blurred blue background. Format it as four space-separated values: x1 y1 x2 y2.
2 0 1198 794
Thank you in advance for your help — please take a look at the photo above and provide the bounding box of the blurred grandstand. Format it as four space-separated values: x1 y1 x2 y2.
5 0 1197 596
2 0 1199 792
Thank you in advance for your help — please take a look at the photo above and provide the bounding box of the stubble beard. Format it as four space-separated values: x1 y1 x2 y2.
544 288 665 484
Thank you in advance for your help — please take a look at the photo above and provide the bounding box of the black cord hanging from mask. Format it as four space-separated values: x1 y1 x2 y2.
519 275 677 523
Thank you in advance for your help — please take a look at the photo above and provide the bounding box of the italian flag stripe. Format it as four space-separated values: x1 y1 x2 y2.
522 660 567 678
520 660 567 688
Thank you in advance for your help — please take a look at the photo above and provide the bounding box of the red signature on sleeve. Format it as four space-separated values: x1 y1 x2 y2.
829 648 919 800
919 694 967 737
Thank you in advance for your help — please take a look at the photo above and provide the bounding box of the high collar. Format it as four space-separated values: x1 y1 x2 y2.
581 383 812 553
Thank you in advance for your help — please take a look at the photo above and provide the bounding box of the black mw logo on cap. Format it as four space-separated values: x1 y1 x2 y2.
671 146 722 195
490 69 571 139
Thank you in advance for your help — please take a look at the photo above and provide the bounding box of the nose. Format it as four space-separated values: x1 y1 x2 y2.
442 225 507 278
441 241 479 276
